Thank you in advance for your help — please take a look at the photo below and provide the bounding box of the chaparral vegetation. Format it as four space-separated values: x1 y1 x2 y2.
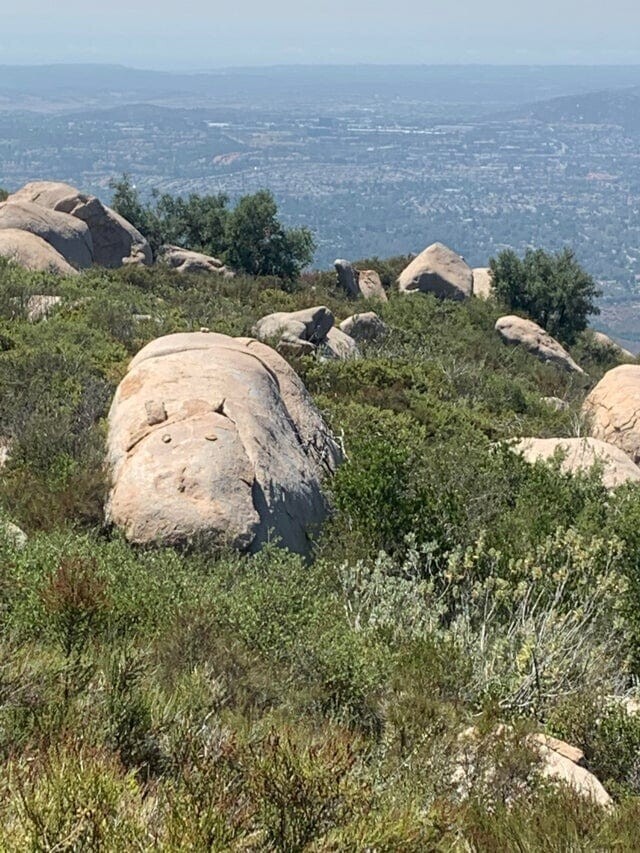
0 231 639 849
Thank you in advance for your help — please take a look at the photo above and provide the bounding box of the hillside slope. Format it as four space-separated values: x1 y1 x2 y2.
0 257 639 846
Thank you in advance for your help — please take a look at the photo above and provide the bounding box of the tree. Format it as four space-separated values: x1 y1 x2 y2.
110 177 314 278
490 247 601 344
224 190 314 278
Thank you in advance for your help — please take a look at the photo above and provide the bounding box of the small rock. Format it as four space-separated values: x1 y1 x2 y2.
158 244 233 276
26 294 62 322
334 260 387 301
541 396 569 412
253 306 334 347
145 400 167 426
277 335 317 358
320 327 359 361
0 521 27 549
339 311 388 343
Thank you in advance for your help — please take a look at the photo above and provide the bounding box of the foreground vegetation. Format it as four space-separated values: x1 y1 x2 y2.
1 255 640 849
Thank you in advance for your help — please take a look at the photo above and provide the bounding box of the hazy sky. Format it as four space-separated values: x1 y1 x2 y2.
3 0 640 68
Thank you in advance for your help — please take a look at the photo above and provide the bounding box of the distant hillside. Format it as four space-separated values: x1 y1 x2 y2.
499 87 640 134
4 64 640 114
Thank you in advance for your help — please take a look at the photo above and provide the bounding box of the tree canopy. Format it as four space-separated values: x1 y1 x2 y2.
490 247 601 344
110 175 315 279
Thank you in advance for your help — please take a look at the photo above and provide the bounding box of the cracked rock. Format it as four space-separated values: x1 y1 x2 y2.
105 332 343 554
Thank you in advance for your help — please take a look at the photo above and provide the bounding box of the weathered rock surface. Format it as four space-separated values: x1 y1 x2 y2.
253 306 359 362
0 200 94 269
531 734 612 808
339 311 388 343
512 437 640 490
158 244 233 276
0 228 77 275
591 330 635 361
334 260 387 301
276 336 317 358
358 270 387 300
495 315 585 374
253 306 335 348
26 294 63 323
472 267 493 298
334 259 359 298
583 364 640 463
9 181 151 268
320 327 359 360
106 332 342 554
397 242 473 300
457 727 611 807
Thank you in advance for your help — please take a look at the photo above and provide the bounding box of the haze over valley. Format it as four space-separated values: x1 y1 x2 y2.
2 64 640 344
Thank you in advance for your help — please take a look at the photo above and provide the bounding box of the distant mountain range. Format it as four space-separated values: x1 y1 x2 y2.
498 87 640 134
3 64 640 115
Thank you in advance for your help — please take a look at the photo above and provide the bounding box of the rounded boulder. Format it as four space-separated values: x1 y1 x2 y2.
105 332 343 554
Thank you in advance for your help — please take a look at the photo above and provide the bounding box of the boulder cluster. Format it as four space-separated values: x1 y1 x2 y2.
0 181 152 272
509 363 640 490
252 305 387 361
2 201 638 558
334 260 387 300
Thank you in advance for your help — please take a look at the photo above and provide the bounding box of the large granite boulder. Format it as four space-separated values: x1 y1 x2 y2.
495 315 584 374
253 306 335 347
339 311 388 343
158 244 233 277
0 200 94 269
472 267 493 299
591 330 635 361
512 437 640 490
9 181 151 268
583 365 640 463
334 260 387 301
0 228 77 276
397 242 473 300
105 332 342 554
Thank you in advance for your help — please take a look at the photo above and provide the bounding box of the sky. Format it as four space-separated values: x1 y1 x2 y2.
2 0 640 68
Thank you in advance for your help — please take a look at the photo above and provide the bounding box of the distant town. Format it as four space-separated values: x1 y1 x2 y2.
2 64 640 344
